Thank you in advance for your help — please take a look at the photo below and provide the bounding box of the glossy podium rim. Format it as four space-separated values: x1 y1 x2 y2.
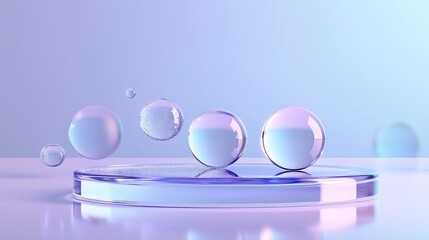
73 164 378 208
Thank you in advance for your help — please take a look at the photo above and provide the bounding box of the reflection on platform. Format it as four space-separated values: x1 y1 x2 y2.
68 199 375 240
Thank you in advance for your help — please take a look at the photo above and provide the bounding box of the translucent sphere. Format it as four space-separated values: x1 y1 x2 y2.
375 122 419 157
261 107 325 170
125 88 136 98
40 144 65 167
68 105 122 160
188 110 247 168
139 98 184 141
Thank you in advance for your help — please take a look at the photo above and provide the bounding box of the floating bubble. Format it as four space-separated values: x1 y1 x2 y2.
68 105 122 160
375 122 419 158
261 107 325 170
139 98 184 141
188 110 247 168
40 144 65 167
125 88 136 98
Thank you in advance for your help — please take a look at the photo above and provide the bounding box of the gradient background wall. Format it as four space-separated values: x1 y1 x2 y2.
1 0 428 158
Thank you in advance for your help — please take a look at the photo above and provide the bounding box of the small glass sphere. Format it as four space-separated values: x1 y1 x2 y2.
188 110 247 168
139 98 184 141
40 144 65 167
68 105 122 160
375 122 419 157
261 107 325 170
125 88 136 98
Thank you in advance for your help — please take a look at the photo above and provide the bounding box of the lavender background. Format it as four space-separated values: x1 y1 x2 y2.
1 1 429 158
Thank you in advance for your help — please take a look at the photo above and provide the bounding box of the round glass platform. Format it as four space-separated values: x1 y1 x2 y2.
72 164 378 207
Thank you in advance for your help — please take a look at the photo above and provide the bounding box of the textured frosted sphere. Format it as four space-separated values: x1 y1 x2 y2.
188 110 247 168
139 98 184 141
40 144 65 167
375 122 419 157
261 107 325 170
68 105 122 160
